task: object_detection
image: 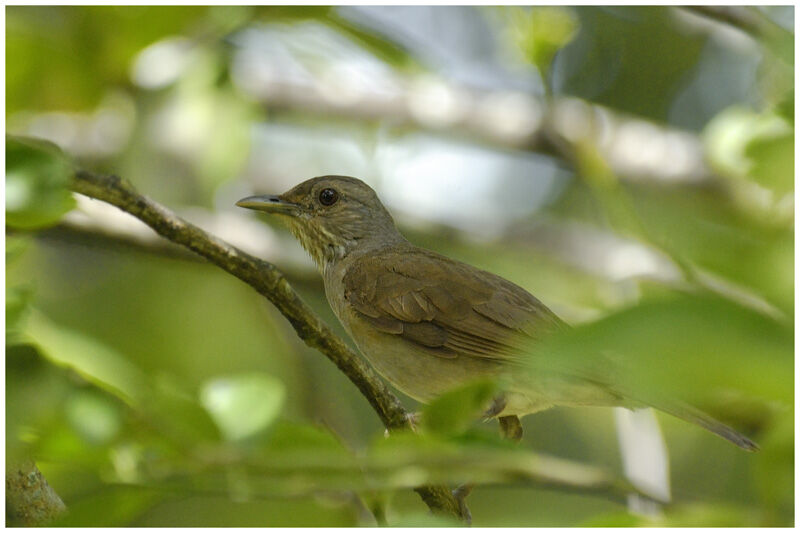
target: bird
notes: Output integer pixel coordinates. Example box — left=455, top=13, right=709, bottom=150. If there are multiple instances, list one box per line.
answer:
left=236, top=175, right=757, bottom=452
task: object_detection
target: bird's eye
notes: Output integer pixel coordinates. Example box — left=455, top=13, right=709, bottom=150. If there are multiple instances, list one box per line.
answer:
left=318, top=188, right=339, bottom=206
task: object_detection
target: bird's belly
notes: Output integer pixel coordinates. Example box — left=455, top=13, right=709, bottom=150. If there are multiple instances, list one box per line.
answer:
left=501, top=373, right=623, bottom=416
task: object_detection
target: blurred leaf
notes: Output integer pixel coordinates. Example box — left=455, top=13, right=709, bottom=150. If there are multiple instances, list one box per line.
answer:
left=264, top=420, right=349, bottom=453
left=389, top=512, right=463, bottom=527
left=50, top=485, right=162, bottom=527
left=656, top=503, right=762, bottom=527
left=752, top=409, right=793, bottom=519
left=65, top=389, right=123, bottom=445
left=510, top=6, right=579, bottom=84
left=617, top=180, right=794, bottom=314
left=706, top=106, right=794, bottom=195
left=6, top=6, right=211, bottom=113
left=6, top=285, right=34, bottom=345
left=6, top=234, right=32, bottom=263
left=744, top=131, right=794, bottom=195
left=775, top=91, right=793, bottom=125
left=528, top=293, right=792, bottom=408
left=588, top=503, right=763, bottom=526
left=147, top=375, right=221, bottom=444
left=34, top=422, right=114, bottom=469
left=25, top=311, right=220, bottom=444
left=368, top=431, right=628, bottom=495
left=585, top=501, right=768, bottom=526
left=26, top=311, right=150, bottom=407
left=420, top=379, right=497, bottom=437
left=6, top=135, right=75, bottom=229
left=200, top=374, right=285, bottom=441
left=556, top=6, right=704, bottom=121
left=580, top=510, right=641, bottom=526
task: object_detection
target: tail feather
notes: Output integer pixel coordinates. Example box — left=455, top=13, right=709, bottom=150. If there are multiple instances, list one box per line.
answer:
left=653, top=400, right=759, bottom=451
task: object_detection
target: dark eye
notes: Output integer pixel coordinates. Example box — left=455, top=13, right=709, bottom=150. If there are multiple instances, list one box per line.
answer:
left=318, top=188, right=339, bottom=206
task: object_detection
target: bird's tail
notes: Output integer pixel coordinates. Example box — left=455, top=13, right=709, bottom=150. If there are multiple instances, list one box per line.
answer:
left=651, top=399, right=759, bottom=451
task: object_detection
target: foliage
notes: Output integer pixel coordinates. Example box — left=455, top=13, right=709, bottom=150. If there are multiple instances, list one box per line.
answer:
left=5, top=5, right=793, bottom=527
left=6, top=136, right=75, bottom=229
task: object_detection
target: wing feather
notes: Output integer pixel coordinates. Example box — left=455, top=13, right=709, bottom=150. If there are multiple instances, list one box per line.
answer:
left=343, top=248, right=565, bottom=363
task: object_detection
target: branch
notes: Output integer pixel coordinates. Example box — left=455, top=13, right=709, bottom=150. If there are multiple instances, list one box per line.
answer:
left=69, top=169, right=468, bottom=521
left=6, top=460, right=67, bottom=526
left=680, top=6, right=773, bottom=39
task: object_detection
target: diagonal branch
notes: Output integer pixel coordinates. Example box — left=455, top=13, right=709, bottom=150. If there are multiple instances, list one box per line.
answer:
left=6, top=460, right=67, bottom=526
left=69, top=169, right=468, bottom=521
left=679, top=5, right=774, bottom=38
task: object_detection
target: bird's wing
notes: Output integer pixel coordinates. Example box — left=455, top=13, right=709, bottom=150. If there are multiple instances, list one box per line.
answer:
left=342, top=248, right=566, bottom=363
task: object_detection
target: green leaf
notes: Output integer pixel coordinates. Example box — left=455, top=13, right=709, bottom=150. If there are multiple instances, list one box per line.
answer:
left=420, top=379, right=497, bottom=437
left=705, top=106, right=794, bottom=195
left=146, top=375, right=221, bottom=444
left=26, top=313, right=222, bottom=445
left=6, top=135, right=75, bottom=229
left=527, top=294, right=793, bottom=407
left=6, top=285, right=34, bottom=345
left=580, top=511, right=643, bottom=527
left=25, top=311, right=150, bottom=407
left=264, top=420, right=348, bottom=453
left=368, top=431, right=626, bottom=494
left=775, top=91, right=793, bottom=125
left=745, top=131, right=794, bottom=195
left=619, top=180, right=793, bottom=314
left=7, top=6, right=211, bottom=113
left=65, top=389, right=123, bottom=445
left=389, top=512, right=463, bottom=527
left=200, top=374, right=286, bottom=441
left=752, top=409, right=794, bottom=519
left=509, top=6, right=579, bottom=81
left=49, top=485, right=162, bottom=527
left=6, top=234, right=31, bottom=264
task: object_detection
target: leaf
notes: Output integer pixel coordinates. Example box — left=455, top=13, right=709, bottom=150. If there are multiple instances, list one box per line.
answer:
left=6, top=285, right=34, bottom=345
left=622, top=180, right=793, bottom=314
left=509, top=6, right=579, bottom=80
left=526, top=293, right=793, bottom=408
left=705, top=106, right=794, bottom=195
left=25, top=311, right=150, bottom=407
left=65, top=389, right=123, bottom=445
left=580, top=511, right=643, bottom=527
left=420, top=379, right=497, bottom=437
left=745, top=131, right=794, bottom=195
left=264, top=420, right=348, bottom=452
left=24, top=311, right=220, bottom=444
left=6, top=6, right=211, bottom=113
left=752, top=409, right=794, bottom=519
left=49, top=485, right=162, bottom=527
left=775, top=91, right=793, bottom=125
left=6, top=234, right=31, bottom=263
left=389, top=512, right=463, bottom=527
left=200, top=374, right=286, bottom=441
left=6, top=135, right=76, bottom=229
left=368, top=431, right=628, bottom=495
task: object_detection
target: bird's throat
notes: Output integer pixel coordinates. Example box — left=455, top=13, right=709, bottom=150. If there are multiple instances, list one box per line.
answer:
left=285, top=220, right=349, bottom=273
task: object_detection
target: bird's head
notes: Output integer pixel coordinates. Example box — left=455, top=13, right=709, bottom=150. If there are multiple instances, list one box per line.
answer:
left=236, top=176, right=403, bottom=269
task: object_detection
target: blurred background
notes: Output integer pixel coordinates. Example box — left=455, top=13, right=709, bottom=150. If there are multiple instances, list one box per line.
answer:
left=6, top=5, right=794, bottom=526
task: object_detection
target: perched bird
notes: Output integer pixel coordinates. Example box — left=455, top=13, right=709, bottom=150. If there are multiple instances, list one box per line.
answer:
left=236, top=175, right=757, bottom=451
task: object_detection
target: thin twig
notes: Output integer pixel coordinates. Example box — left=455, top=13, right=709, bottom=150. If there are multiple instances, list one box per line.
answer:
left=69, top=169, right=468, bottom=521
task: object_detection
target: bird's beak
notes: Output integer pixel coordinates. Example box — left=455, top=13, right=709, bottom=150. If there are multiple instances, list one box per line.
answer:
left=235, top=195, right=300, bottom=215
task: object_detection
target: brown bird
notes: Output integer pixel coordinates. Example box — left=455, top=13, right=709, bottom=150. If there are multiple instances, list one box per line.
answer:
left=237, top=175, right=757, bottom=451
